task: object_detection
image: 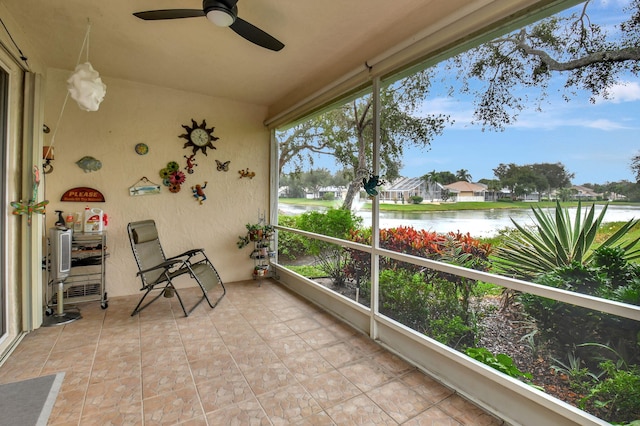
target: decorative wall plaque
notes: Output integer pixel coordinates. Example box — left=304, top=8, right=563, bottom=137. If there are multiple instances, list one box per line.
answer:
left=60, top=187, right=105, bottom=202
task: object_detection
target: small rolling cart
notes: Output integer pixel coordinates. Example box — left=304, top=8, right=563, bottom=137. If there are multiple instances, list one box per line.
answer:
left=45, top=230, right=108, bottom=320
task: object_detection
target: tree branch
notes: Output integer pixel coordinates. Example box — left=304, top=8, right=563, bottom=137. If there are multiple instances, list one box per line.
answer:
left=515, top=29, right=640, bottom=71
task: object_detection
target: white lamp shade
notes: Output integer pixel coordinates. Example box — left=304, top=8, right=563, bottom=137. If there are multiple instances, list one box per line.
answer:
left=67, top=62, right=107, bottom=112
left=206, top=9, right=234, bottom=27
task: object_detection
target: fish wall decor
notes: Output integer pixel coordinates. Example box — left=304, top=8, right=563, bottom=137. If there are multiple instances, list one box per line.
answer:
left=76, top=156, right=102, bottom=173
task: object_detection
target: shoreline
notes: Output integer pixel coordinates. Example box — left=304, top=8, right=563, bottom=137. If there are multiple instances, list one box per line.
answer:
left=278, top=199, right=636, bottom=213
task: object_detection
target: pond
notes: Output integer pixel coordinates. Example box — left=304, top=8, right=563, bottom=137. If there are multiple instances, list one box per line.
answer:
left=278, top=203, right=640, bottom=237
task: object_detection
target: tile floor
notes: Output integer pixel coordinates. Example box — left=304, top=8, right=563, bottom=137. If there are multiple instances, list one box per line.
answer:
left=0, top=280, right=503, bottom=425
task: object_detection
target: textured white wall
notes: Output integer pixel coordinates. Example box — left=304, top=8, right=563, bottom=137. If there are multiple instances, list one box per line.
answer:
left=43, top=68, right=270, bottom=297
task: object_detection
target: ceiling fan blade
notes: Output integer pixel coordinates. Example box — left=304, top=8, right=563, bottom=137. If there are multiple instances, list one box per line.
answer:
left=133, top=9, right=205, bottom=20
left=230, top=17, right=284, bottom=51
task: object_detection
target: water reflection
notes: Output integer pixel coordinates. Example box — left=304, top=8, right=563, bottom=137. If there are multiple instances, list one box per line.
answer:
left=278, top=203, right=640, bottom=237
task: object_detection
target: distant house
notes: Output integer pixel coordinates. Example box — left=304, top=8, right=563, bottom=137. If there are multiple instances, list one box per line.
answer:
left=317, top=186, right=345, bottom=199
left=571, top=185, right=602, bottom=200
left=304, top=185, right=345, bottom=199
left=444, top=181, right=487, bottom=202
left=378, top=176, right=443, bottom=203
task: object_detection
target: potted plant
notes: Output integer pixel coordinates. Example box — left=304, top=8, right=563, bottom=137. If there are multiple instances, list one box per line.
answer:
left=237, top=223, right=274, bottom=249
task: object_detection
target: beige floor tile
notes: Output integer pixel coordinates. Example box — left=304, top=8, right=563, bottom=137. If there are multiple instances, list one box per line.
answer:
left=436, top=394, right=503, bottom=426
left=142, top=360, right=193, bottom=398
left=143, top=384, right=204, bottom=425
left=284, top=316, right=323, bottom=334
left=225, top=341, right=281, bottom=370
left=318, top=341, right=365, bottom=368
left=298, top=327, right=342, bottom=349
left=280, top=349, right=335, bottom=381
left=257, top=383, right=324, bottom=425
left=301, top=370, right=363, bottom=409
left=189, top=352, right=237, bottom=384
left=267, top=334, right=314, bottom=358
left=339, top=357, right=396, bottom=392
left=253, top=321, right=296, bottom=341
left=403, top=405, right=464, bottom=425
left=82, top=376, right=142, bottom=417
left=195, top=366, right=253, bottom=413
left=47, top=388, right=85, bottom=426
left=242, top=361, right=297, bottom=395
left=79, top=402, right=143, bottom=426
left=325, top=394, right=397, bottom=425
left=401, top=370, right=454, bottom=404
left=371, top=350, right=415, bottom=376
left=366, top=379, right=432, bottom=423
left=206, top=396, right=271, bottom=425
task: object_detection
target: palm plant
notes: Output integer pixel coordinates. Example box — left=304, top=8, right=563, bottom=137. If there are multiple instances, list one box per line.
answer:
left=493, top=201, right=640, bottom=279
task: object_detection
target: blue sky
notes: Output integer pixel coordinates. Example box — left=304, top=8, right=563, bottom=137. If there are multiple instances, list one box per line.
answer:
left=409, top=79, right=640, bottom=185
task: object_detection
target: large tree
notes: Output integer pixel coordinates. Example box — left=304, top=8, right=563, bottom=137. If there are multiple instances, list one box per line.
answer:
left=278, top=70, right=451, bottom=210
left=631, top=152, right=640, bottom=182
left=449, top=0, right=640, bottom=130
left=531, top=162, right=574, bottom=199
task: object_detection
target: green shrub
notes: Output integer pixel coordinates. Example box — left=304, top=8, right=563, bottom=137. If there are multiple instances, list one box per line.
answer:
left=466, top=347, right=532, bottom=381
left=520, top=249, right=640, bottom=368
left=409, top=195, right=423, bottom=204
left=296, top=208, right=362, bottom=285
left=493, top=201, right=640, bottom=280
left=377, top=268, right=477, bottom=348
left=579, top=361, right=640, bottom=424
left=277, top=215, right=307, bottom=260
left=322, top=192, right=336, bottom=200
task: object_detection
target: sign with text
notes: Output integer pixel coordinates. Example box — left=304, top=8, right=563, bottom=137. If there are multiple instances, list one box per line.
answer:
left=60, top=187, right=105, bottom=202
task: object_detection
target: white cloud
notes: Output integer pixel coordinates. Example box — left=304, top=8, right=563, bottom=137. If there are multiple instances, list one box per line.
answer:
left=595, top=81, right=640, bottom=103
left=581, top=118, right=630, bottom=130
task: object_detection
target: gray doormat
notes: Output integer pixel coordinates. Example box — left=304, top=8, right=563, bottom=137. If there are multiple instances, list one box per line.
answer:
left=0, top=373, right=64, bottom=426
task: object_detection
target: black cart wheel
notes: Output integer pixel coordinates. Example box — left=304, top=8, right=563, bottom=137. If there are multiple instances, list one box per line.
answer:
left=45, top=307, right=53, bottom=316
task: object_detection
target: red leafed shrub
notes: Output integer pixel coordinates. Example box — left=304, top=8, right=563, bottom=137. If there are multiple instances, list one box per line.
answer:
left=344, top=226, right=492, bottom=281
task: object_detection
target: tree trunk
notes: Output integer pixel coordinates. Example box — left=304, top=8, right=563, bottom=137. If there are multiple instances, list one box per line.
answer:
left=342, top=180, right=361, bottom=210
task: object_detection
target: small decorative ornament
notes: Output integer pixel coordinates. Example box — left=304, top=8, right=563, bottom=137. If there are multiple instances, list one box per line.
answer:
left=362, top=173, right=386, bottom=197
left=135, top=143, right=149, bottom=155
left=169, top=170, right=186, bottom=185
left=216, top=159, right=230, bottom=172
left=238, top=168, right=255, bottom=179
left=180, top=119, right=219, bottom=156
left=76, top=156, right=102, bottom=173
left=11, top=166, right=49, bottom=226
left=129, top=177, right=161, bottom=196
left=191, top=181, right=208, bottom=204
left=159, top=161, right=185, bottom=193
left=184, top=154, right=197, bottom=174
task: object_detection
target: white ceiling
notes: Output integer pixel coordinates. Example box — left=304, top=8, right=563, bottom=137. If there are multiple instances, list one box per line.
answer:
left=1, top=0, right=548, bottom=115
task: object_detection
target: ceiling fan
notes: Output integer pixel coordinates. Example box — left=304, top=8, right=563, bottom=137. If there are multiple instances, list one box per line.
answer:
left=133, top=0, right=284, bottom=51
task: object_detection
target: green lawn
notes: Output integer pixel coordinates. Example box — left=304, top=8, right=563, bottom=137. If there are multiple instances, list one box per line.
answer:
left=277, top=198, right=625, bottom=212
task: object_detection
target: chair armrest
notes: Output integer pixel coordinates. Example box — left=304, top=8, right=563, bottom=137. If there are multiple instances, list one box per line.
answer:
left=167, top=249, right=204, bottom=261
left=136, top=258, right=184, bottom=276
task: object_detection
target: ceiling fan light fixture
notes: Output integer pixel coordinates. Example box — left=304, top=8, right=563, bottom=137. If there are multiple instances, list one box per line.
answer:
left=206, top=9, right=234, bottom=27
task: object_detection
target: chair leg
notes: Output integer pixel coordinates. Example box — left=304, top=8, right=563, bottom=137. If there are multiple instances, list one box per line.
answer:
left=172, top=287, right=189, bottom=317
left=186, top=262, right=226, bottom=314
left=131, top=287, right=156, bottom=316
left=131, top=283, right=189, bottom=317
